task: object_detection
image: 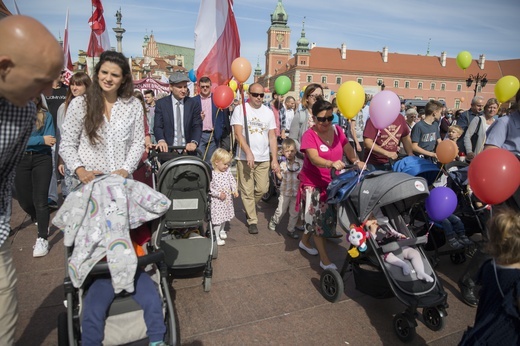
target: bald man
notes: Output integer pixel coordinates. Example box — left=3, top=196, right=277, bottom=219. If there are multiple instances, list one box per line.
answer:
left=0, top=15, right=63, bottom=344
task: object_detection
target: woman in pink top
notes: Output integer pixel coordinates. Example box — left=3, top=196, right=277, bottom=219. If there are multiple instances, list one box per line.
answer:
left=297, top=98, right=364, bottom=270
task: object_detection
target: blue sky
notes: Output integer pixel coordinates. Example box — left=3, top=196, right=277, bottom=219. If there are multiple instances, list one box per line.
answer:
left=5, top=0, right=520, bottom=75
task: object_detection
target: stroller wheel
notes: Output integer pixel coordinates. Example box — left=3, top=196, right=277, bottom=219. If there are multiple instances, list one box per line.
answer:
left=203, top=277, right=212, bottom=292
left=393, top=313, right=416, bottom=343
left=57, top=312, right=69, bottom=346
left=319, top=269, right=344, bottom=303
left=422, top=307, right=445, bottom=331
left=450, top=252, right=466, bottom=264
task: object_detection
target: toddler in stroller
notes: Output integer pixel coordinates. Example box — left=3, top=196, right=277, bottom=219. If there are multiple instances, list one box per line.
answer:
left=365, top=212, right=433, bottom=282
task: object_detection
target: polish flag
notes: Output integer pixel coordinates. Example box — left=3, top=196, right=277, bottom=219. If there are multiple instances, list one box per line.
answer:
left=62, top=9, right=74, bottom=85
left=87, top=0, right=110, bottom=57
left=194, top=0, right=240, bottom=86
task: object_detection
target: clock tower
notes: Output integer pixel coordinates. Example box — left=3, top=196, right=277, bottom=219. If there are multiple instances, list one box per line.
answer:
left=265, top=0, right=291, bottom=80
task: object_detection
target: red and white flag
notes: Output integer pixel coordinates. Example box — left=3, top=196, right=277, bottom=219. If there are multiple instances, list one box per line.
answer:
left=194, top=0, right=240, bottom=86
left=62, top=8, right=74, bottom=85
left=87, top=0, right=110, bottom=57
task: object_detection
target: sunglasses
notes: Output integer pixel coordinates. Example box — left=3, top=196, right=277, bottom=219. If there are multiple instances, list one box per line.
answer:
left=199, top=85, right=211, bottom=89
left=315, top=116, right=334, bottom=123
left=250, top=92, right=265, bottom=98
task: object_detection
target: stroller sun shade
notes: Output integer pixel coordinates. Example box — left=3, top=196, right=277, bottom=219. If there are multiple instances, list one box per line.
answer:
left=349, top=171, right=430, bottom=222
left=392, top=156, right=440, bottom=186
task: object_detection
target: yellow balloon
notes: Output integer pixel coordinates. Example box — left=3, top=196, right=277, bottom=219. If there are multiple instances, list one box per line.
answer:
left=228, top=80, right=238, bottom=92
left=495, top=75, right=520, bottom=103
left=302, top=85, right=307, bottom=92
left=243, top=83, right=249, bottom=91
left=233, top=90, right=237, bottom=99
left=336, top=81, right=365, bottom=119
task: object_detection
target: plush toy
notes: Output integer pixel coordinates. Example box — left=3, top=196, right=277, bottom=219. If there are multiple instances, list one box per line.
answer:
left=347, top=224, right=367, bottom=258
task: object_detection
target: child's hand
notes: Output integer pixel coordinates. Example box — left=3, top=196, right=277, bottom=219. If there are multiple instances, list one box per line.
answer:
left=219, top=192, right=226, bottom=200
left=399, top=233, right=408, bottom=239
left=233, top=191, right=239, bottom=198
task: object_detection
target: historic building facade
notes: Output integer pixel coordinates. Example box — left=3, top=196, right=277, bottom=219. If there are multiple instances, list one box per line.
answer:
left=256, top=0, right=520, bottom=109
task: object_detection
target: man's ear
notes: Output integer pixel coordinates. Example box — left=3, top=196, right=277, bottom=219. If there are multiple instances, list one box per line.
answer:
left=0, top=56, right=14, bottom=78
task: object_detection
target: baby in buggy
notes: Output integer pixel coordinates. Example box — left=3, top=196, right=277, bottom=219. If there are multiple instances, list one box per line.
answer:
left=365, top=212, right=433, bottom=282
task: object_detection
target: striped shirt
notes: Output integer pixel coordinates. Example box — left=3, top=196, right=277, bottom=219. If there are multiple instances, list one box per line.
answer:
left=0, top=98, right=37, bottom=246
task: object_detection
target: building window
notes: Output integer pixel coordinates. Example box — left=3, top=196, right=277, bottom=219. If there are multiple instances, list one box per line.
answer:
left=337, top=77, right=343, bottom=85
left=322, top=76, right=327, bottom=84
left=418, top=82, right=423, bottom=90
left=307, top=75, right=312, bottom=83
left=430, top=83, right=435, bottom=90
left=356, top=77, right=362, bottom=84
left=415, top=96, right=422, bottom=100
left=405, top=81, right=410, bottom=89
left=457, top=84, right=462, bottom=92
left=394, top=80, right=399, bottom=88
left=301, top=60, right=306, bottom=65
left=455, top=100, right=461, bottom=108
left=441, top=83, right=446, bottom=91
left=439, top=98, right=445, bottom=105
left=277, top=60, right=282, bottom=65
left=377, top=79, right=383, bottom=85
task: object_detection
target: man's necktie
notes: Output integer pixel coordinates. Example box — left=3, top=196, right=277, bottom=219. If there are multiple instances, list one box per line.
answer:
left=176, top=101, right=183, bottom=145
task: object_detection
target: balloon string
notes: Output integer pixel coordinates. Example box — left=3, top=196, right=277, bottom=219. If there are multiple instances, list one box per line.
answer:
left=202, top=109, right=220, bottom=161
left=434, top=163, right=444, bottom=185
left=358, top=129, right=379, bottom=183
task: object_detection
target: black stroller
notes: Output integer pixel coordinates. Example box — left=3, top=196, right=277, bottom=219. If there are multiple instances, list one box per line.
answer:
left=151, top=150, right=217, bottom=292
left=321, top=170, right=448, bottom=343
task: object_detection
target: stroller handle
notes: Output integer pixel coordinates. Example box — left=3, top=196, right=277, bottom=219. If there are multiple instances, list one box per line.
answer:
left=156, top=146, right=203, bottom=163
left=330, top=164, right=359, bottom=179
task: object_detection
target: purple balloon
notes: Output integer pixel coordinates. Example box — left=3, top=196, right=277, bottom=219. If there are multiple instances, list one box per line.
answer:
left=369, top=90, right=401, bottom=130
left=425, top=187, right=458, bottom=222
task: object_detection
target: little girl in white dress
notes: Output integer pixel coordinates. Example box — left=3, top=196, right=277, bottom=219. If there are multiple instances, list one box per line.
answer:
left=210, top=149, right=239, bottom=245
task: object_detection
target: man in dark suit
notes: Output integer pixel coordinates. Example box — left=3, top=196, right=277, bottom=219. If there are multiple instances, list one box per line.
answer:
left=192, top=76, right=231, bottom=163
left=154, top=71, right=202, bottom=153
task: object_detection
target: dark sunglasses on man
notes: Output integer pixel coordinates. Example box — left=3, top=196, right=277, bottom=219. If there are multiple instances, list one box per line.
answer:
left=250, top=92, right=265, bottom=98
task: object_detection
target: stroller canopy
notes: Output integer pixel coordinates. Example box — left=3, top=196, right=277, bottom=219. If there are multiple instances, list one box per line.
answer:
left=349, top=171, right=429, bottom=222
left=392, top=156, right=440, bottom=186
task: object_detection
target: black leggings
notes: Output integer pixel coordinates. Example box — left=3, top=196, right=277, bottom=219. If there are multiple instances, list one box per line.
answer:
left=15, top=152, right=52, bottom=239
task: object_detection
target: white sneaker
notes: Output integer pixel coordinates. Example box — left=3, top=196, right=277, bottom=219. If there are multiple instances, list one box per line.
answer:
left=219, top=230, right=227, bottom=240
left=33, top=237, right=49, bottom=257
left=216, top=238, right=225, bottom=246
left=320, top=261, right=338, bottom=271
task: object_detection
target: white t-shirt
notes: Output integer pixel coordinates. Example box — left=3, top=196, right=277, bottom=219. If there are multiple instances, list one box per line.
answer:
left=230, top=103, right=276, bottom=162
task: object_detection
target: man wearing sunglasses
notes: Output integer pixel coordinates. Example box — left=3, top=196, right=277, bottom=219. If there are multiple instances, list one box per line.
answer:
left=230, top=83, right=280, bottom=234
left=192, top=76, right=230, bottom=163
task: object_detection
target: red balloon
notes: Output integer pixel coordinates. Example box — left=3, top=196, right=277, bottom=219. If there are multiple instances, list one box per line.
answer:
left=468, top=148, right=520, bottom=205
left=213, top=85, right=234, bottom=109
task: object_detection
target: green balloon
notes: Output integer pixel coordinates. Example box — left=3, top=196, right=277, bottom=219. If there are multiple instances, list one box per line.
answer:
left=456, top=51, right=472, bottom=70
left=274, top=76, right=291, bottom=95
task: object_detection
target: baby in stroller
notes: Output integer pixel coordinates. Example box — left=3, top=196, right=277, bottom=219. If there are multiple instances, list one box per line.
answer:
left=366, top=212, right=433, bottom=282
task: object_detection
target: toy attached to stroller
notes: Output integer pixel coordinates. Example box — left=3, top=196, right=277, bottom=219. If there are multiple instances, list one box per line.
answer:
left=321, top=170, right=448, bottom=343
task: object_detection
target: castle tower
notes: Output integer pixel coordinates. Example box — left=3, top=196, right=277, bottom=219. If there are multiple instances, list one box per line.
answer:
left=265, top=0, right=291, bottom=79
left=294, top=20, right=310, bottom=67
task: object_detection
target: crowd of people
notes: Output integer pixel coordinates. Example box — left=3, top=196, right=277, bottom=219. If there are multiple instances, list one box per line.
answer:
left=1, top=14, right=519, bottom=346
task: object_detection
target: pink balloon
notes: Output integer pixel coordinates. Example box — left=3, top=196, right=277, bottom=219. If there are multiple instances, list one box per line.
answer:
left=369, top=90, right=401, bottom=130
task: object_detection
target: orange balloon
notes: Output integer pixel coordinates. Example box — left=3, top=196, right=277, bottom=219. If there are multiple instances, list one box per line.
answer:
left=231, top=57, right=252, bottom=83
left=460, top=97, right=465, bottom=103
left=436, top=140, right=458, bottom=164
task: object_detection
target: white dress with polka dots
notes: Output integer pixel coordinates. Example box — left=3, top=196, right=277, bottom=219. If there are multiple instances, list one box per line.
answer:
left=60, top=95, right=145, bottom=175
left=210, top=170, right=237, bottom=225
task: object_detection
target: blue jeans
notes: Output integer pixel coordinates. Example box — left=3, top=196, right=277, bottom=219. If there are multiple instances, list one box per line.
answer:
left=199, top=132, right=218, bottom=165
left=82, top=270, right=165, bottom=345
left=441, top=214, right=465, bottom=238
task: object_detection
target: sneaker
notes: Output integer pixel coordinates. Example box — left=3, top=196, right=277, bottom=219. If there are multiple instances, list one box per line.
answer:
left=48, top=199, right=59, bottom=210
left=286, top=230, right=299, bottom=239
left=320, top=261, right=338, bottom=270
left=33, top=237, right=49, bottom=257
left=219, top=230, right=227, bottom=240
left=299, top=241, right=318, bottom=255
left=268, top=218, right=276, bottom=231
left=216, top=238, right=225, bottom=246
left=248, top=224, right=258, bottom=234
left=294, top=225, right=305, bottom=232
left=458, top=235, right=473, bottom=246
left=446, top=236, right=464, bottom=250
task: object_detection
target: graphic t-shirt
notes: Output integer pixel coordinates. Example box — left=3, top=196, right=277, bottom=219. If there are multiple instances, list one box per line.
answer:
left=363, top=115, right=410, bottom=164
left=411, top=120, right=440, bottom=153
left=230, top=103, right=276, bottom=162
